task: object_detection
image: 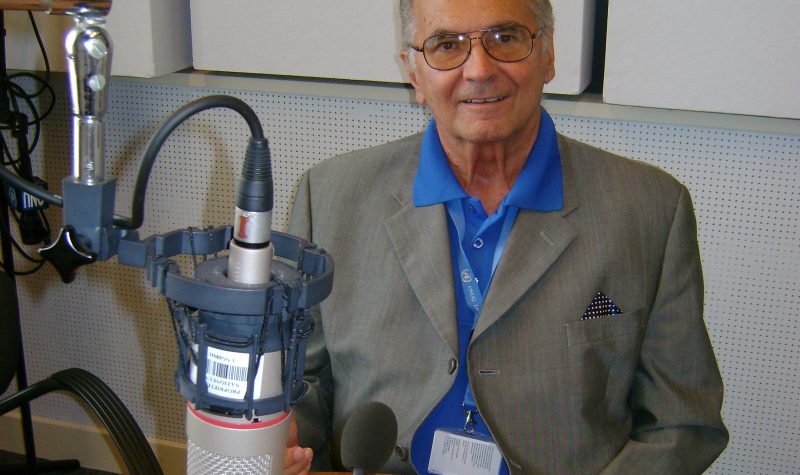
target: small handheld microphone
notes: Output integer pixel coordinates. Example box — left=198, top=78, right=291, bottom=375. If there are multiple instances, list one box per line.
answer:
left=340, top=401, right=398, bottom=475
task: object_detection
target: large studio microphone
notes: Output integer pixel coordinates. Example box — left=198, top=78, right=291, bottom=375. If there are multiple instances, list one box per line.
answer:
left=340, top=402, right=398, bottom=475
left=59, top=12, right=320, bottom=466
left=184, top=133, right=290, bottom=472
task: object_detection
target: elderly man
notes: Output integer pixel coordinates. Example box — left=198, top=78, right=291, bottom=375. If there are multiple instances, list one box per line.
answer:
left=284, top=0, right=728, bottom=473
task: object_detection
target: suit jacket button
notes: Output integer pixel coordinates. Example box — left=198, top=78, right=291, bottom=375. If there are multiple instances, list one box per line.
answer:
left=394, top=444, right=409, bottom=461
left=448, top=358, right=457, bottom=374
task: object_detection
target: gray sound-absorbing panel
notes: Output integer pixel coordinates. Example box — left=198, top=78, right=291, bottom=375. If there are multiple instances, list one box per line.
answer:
left=6, top=77, right=798, bottom=474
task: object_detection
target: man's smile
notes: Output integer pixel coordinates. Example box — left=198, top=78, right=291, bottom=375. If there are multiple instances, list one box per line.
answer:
left=463, top=96, right=507, bottom=104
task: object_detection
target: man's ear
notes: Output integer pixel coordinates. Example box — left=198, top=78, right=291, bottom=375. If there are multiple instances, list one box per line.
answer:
left=544, top=36, right=556, bottom=84
left=400, top=50, right=426, bottom=105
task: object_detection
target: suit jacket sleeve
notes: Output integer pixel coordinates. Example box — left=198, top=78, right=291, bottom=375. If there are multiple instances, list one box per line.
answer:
left=601, top=185, right=728, bottom=473
left=287, top=170, right=336, bottom=470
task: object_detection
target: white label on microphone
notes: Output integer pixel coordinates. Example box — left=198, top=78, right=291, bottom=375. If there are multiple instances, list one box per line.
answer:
left=429, top=429, right=502, bottom=475
left=205, top=347, right=253, bottom=400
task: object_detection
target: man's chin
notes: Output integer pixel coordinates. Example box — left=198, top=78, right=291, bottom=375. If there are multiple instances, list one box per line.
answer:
left=450, top=124, right=516, bottom=146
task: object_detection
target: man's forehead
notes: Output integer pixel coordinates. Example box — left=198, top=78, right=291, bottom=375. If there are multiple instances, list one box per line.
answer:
left=412, top=0, right=537, bottom=36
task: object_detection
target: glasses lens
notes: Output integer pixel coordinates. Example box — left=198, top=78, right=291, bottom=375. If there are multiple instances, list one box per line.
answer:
left=423, top=34, right=470, bottom=70
left=482, top=25, right=534, bottom=62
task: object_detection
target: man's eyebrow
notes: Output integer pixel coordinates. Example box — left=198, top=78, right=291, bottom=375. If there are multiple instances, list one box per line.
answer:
left=425, top=21, right=524, bottom=37
left=491, top=21, right=525, bottom=29
left=427, top=27, right=459, bottom=37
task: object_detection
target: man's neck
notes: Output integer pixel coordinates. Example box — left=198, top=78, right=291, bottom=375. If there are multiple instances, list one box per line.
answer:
left=440, top=123, right=540, bottom=216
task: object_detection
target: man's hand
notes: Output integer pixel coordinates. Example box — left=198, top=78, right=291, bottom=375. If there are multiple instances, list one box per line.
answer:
left=284, top=414, right=313, bottom=475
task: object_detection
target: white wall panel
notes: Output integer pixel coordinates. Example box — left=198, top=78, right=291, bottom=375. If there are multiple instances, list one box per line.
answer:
left=604, top=0, right=800, bottom=119
left=190, top=0, right=595, bottom=95
left=3, top=0, right=191, bottom=78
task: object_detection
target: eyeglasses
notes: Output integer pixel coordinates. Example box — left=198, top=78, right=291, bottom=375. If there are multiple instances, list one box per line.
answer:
left=408, top=25, right=544, bottom=71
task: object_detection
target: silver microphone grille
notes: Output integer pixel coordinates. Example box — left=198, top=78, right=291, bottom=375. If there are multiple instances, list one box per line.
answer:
left=185, top=405, right=291, bottom=475
left=187, top=439, right=273, bottom=475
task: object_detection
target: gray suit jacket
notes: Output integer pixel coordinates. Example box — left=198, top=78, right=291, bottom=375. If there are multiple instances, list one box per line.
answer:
left=287, top=133, right=727, bottom=474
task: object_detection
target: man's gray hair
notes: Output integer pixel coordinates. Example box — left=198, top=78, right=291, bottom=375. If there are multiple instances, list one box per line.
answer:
left=399, top=0, right=554, bottom=69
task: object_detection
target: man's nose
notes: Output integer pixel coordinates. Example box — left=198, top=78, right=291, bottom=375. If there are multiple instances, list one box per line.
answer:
left=462, top=36, right=497, bottom=80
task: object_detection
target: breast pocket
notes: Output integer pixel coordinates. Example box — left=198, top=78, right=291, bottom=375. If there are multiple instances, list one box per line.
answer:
left=566, top=308, right=645, bottom=347
left=564, top=309, right=647, bottom=421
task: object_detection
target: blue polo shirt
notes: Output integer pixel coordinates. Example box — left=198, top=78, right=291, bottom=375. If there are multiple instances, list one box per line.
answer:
left=410, top=109, right=563, bottom=474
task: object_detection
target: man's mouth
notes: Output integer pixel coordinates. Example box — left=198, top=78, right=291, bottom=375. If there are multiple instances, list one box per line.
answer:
left=464, top=96, right=505, bottom=104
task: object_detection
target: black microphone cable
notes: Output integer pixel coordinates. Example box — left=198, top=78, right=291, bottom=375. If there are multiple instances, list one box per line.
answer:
left=115, top=94, right=266, bottom=231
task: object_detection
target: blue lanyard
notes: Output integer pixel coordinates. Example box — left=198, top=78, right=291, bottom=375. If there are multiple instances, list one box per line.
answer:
left=446, top=200, right=518, bottom=414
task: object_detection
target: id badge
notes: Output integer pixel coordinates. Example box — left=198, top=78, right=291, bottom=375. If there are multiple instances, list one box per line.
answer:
left=428, top=429, right=503, bottom=475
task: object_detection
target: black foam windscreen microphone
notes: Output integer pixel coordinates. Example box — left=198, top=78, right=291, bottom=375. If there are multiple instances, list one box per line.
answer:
left=340, top=401, right=398, bottom=474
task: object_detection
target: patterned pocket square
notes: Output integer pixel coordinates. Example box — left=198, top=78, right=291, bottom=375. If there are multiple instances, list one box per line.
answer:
left=581, top=292, right=622, bottom=320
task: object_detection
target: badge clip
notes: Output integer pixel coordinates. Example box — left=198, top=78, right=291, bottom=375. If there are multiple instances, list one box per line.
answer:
left=464, top=408, right=478, bottom=434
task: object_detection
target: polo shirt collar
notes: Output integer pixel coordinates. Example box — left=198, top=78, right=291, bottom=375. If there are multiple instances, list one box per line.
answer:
left=413, top=108, right=563, bottom=212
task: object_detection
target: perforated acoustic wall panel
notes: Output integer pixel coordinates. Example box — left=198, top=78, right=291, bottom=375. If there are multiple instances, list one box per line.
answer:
left=6, top=77, right=799, bottom=474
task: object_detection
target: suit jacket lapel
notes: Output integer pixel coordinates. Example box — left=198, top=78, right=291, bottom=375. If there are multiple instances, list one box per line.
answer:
left=475, top=137, right=579, bottom=338
left=382, top=133, right=579, bottom=349
left=385, top=183, right=459, bottom=357
left=475, top=210, right=577, bottom=337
